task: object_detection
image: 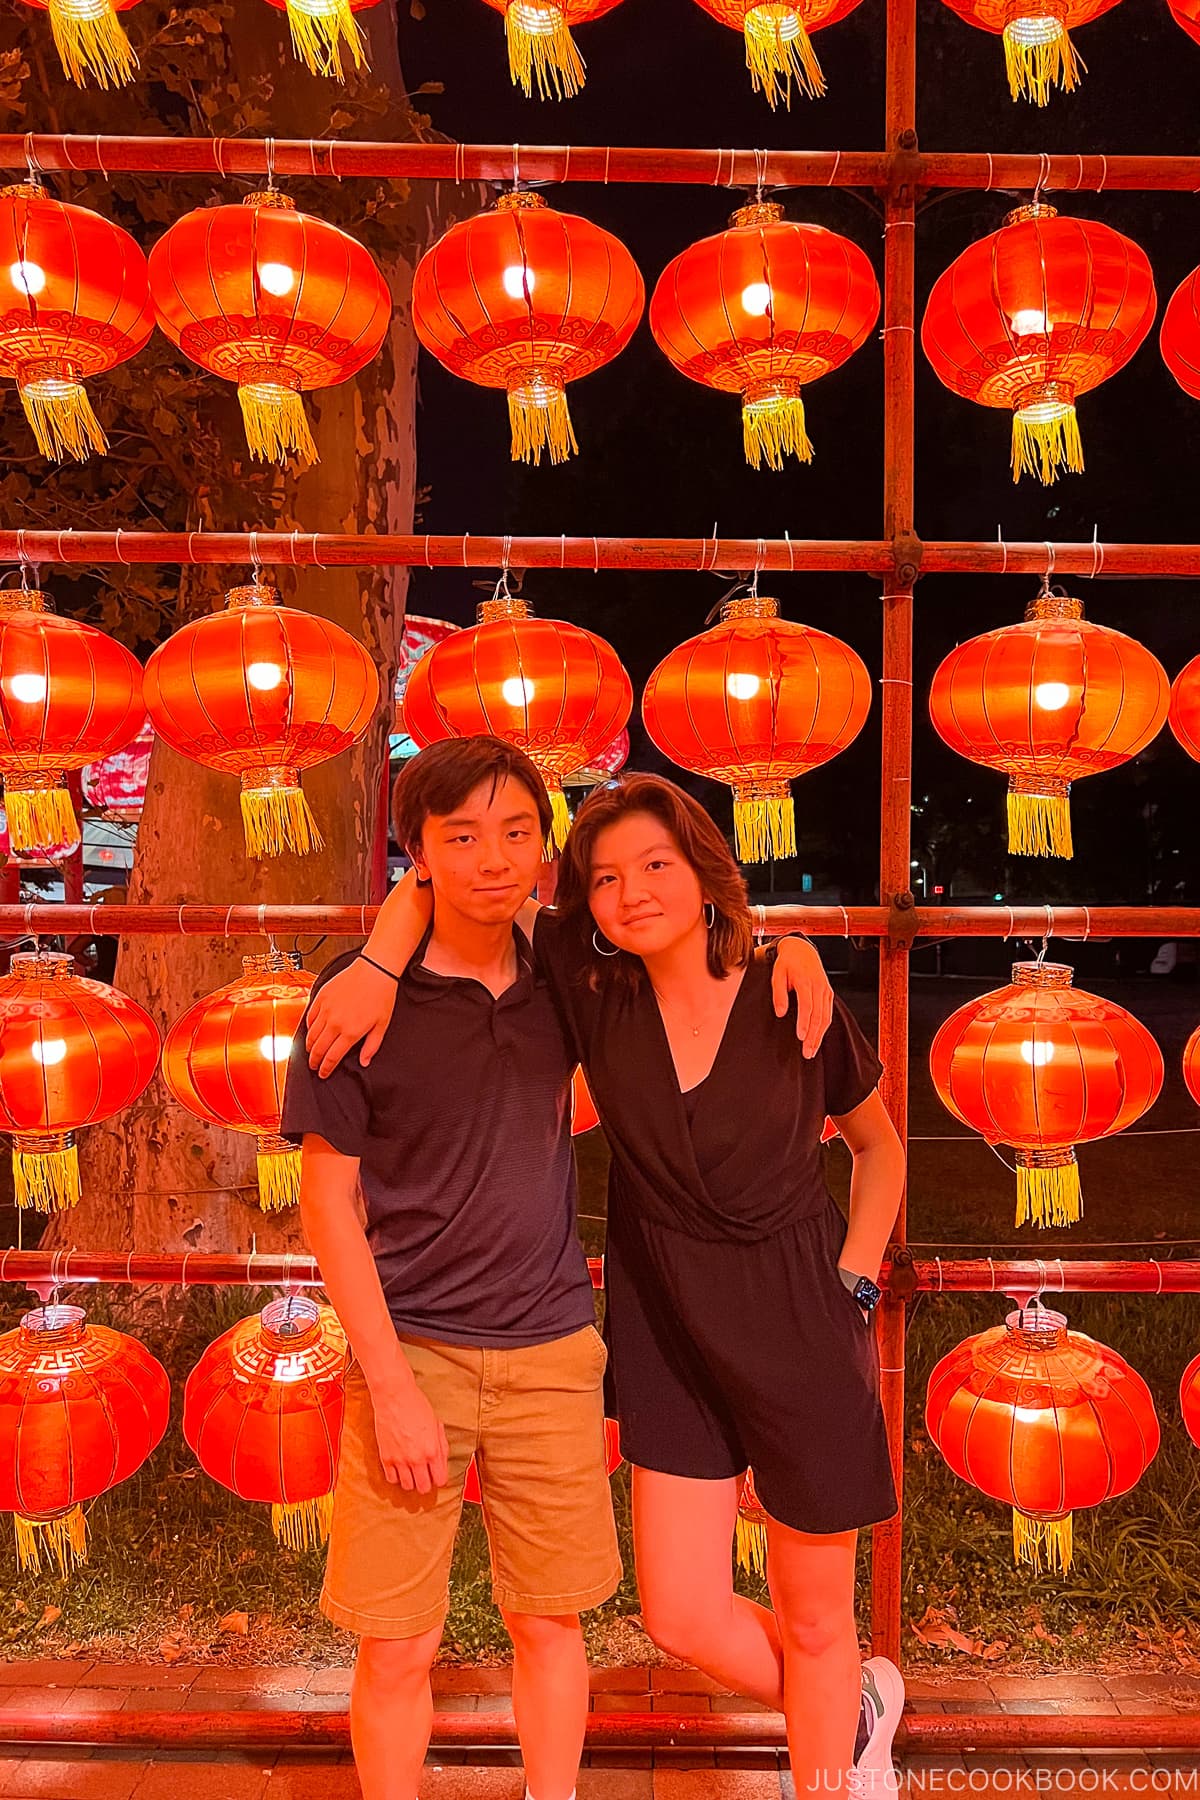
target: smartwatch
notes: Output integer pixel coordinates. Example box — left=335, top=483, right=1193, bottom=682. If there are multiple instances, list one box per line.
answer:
left=838, top=1265, right=883, bottom=1316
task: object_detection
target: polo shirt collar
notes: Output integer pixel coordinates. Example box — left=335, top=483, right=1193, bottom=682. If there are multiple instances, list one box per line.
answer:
left=403, top=919, right=538, bottom=1004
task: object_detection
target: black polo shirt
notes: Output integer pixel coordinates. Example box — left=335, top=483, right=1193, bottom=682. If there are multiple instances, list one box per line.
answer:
left=279, top=929, right=596, bottom=1349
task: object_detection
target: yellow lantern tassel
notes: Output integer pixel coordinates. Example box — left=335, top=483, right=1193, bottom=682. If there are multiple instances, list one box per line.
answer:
left=3, top=778, right=80, bottom=855
left=743, top=2, right=826, bottom=107
left=240, top=773, right=325, bottom=859
left=507, top=375, right=578, bottom=466
left=1007, top=777, right=1073, bottom=858
left=733, top=783, right=797, bottom=865
left=19, top=368, right=108, bottom=463
left=256, top=1136, right=302, bottom=1213
left=1015, top=1147, right=1081, bottom=1229
left=742, top=382, right=813, bottom=471
left=283, top=0, right=367, bottom=79
left=45, top=0, right=138, bottom=88
left=1011, top=393, right=1084, bottom=484
left=504, top=1, right=585, bottom=99
left=1013, top=1508, right=1073, bottom=1574
left=1002, top=13, right=1084, bottom=105
left=237, top=372, right=318, bottom=466
left=271, top=1492, right=334, bottom=1551
left=735, top=1514, right=768, bottom=1577
left=545, top=782, right=572, bottom=853
left=13, top=1137, right=81, bottom=1214
left=14, top=1505, right=88, bottom=1575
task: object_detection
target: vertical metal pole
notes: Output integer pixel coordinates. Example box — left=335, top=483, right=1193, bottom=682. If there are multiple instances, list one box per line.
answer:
left=872, top=0, right=918, bottom=1669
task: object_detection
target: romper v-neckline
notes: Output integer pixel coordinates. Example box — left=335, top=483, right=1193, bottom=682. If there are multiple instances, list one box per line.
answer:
left=647, top=963, right=751, bottom=1098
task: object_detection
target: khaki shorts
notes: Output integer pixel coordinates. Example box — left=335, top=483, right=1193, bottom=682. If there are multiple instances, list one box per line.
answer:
left=320, top=1324, right=623, bottom=1639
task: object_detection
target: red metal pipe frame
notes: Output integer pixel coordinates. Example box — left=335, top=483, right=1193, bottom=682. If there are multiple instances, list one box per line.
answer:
left=6, top=135, right=1200, bottom=195
left=1, top=1250, right=1196, bottom=1297
left=10, top=531, right=1200, bottom=578
left=1, top=1707, right=1198, bottom=1753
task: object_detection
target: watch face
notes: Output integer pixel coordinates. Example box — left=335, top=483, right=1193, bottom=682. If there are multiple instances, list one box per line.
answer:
left=853, top=1276, right=882, bottom=1311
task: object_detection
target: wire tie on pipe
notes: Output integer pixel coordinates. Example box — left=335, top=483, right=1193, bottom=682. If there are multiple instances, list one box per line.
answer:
left=214, top=136, right=227, bottom=179
left=985, top=152, right=994, bottom=191
left=560, top=533, right=567, bottom=570
left=785, top=529, right=794, bottom=573
left=592, top=537, right=600, bottom=574
left=561, top=144, right=571, bottom=183
left=462, top=534, right=469, bottom=568
left=936, top=1255, right=944, bottom=1292
left=603, top=143, right=611, bottom=185
left=511, top=141, right=520, bottom=187
left=180, top=1251, right=191, bottom=1294
left=1097, top=153, right=1107, bottom=193
left=996, top=525, right=1008, bottom=575
left=1044, top=539, right=1055, bottom=582
left=840, top=905, right=850, bottom=938
left=223, top=905, right=235, bottom=938
left=1090, top=525, right=1105, bottom=579
left=1074, top=154, right=1085, bottom=190
left=826, top=149, right=841, bottom=186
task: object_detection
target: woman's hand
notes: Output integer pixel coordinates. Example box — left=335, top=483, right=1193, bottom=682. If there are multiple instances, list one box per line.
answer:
left=771, top=935, right=834, bottom=1058
left=305, top=956, right=400, bottom=1077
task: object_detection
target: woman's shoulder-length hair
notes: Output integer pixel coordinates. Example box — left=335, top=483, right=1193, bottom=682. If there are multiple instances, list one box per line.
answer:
left=553, top=773, right=754, bottom=988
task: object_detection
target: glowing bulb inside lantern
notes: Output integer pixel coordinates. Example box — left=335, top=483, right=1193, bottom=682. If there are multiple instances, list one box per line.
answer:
left=1034, top=681, right=1071, bottom=710
left=257, top=262, right=296, bottom=298
left=502, top=264, right=535, bottom=301
left=9, top=261, right=45, bottom=298
left=1014, top=1405, right=1050, bottom=1423
left=7, top=673, right=47, bottom=705
left=501, top=677, right=535, bottom=707
left=1011, top=309, right=1049, bottom=337
left=247, top=661, right=284, bottom=691
left=1020, top=1039, right=1055, bottom=1067
left=727, top=672, right=762, bottom=701
left=32, top=1038, right=67, bottom=1066
left=741, top=282, right=772, bottom=318
left=259, top=1034, right=294, bottom=1062
left=746, top=3, right=802, bottom=44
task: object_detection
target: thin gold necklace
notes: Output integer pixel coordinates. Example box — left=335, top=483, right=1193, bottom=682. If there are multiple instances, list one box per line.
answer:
left=651, top=985, right=722, bottom=1039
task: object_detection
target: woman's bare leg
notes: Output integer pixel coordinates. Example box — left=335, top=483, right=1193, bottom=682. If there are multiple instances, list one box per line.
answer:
left=632, top=1465, right=785, bottom=1708
left=765, top=1517, right=862, bottom=1799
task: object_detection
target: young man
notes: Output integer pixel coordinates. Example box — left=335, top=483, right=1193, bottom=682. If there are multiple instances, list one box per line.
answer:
left=280, top=736, right=622, bottom=1800
left=301, top=737, right=905, bottom=1796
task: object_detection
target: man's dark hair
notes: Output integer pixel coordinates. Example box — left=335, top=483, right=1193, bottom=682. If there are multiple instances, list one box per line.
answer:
left=391, top=736, right=554, bottom=857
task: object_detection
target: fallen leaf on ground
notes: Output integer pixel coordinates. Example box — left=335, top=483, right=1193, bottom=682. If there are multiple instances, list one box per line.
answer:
left=219, top=1611, right=249, bottom=1636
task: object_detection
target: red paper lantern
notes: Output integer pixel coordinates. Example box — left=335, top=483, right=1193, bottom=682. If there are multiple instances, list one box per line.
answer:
left=1184, top=1022, right=1200, bottom=1113
left=642, top=593, right=871, bottom=863
left=0, top=1302, right=169, bottom=1573
left=479, top=0, right=625, bottom=96
left=690, top=0, right=865, bottom=105
left=261, top=0, right=381, bottom=78
left=926, top=1302, right=1159, bottom=1573
left=402, top=591, right=633, bottom=848
left=184, top=1294, right=348, bottom=1550
left=1169, top=652, right=1200, bottom=765
left=1168, top=0, right=1200, bottom=44
left=411, top=191, right=644, bottom=466
left=650, top=202, right=879, bottom=470
left=928, top=587, right=1169, bottom=858
left=922, top=203, right=1156, bottom=484
left=0, top=181, right=152, bottom=460
left=0, top=950, right=160, bottom=1213
left=161, top=952, right=316, bottom=1212
left=148, top=190, right=392, bottom=465
left=0, top=585, right=146, bottom=854
left=937, top=0, right=1120, bottom=103
left=929, top=960, right=1162, bottom=1229
left=1159, top=267, right=1200, bottom=418
left=143, top=579, right=379, bottom=860
left=571, top=1066, right=600, bottom=1135
left=1179, top=1346, right=1200, bottom=1451
left=19, top=0, right=140, bottom=86
left=464, top=1417, right=621, bottom=1505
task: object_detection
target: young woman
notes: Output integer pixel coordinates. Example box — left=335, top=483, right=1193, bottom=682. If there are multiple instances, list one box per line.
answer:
left=305, top=766, right=906, bottom=1800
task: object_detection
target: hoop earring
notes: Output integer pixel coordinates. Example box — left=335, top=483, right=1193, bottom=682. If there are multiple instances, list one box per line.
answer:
left=592, top=928, right=620, bottom=958
left=704, top=903, right=716, bottom=930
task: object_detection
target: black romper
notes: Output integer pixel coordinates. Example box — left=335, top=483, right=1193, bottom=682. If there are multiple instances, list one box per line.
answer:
left=534, top=914, right=900, bottom=1538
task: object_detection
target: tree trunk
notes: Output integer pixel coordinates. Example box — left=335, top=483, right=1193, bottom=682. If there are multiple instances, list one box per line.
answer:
left=42, top=9, right=468, bottom=1257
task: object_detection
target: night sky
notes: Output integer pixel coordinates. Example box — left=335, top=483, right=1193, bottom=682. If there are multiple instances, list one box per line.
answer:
left=391, top=0, right=1200, bottom=922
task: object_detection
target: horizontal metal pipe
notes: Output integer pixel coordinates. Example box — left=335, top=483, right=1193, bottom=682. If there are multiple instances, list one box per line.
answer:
left=9, top=532, right=1200, bottom=580
left=0, top=1709, right=1196, bottom=1753
left=7, top=137, right=1200, bottom=196
left=0, top=531, right=893, bottom=574
left=4, top=904, right=1199, bottom=941
left=4, top=1251, right=1200, bottom=1298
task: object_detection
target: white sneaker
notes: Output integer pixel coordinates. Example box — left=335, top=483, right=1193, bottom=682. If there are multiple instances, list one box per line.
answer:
left=854, top=1655, right=905, bottom=1793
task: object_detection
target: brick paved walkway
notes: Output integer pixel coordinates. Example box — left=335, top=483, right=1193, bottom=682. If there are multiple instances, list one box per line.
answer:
left=1, top=1663, right=1198, bottom=1798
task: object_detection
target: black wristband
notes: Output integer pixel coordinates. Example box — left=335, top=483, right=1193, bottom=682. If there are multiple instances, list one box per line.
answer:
left=359, top=952, right=401, bottom=982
